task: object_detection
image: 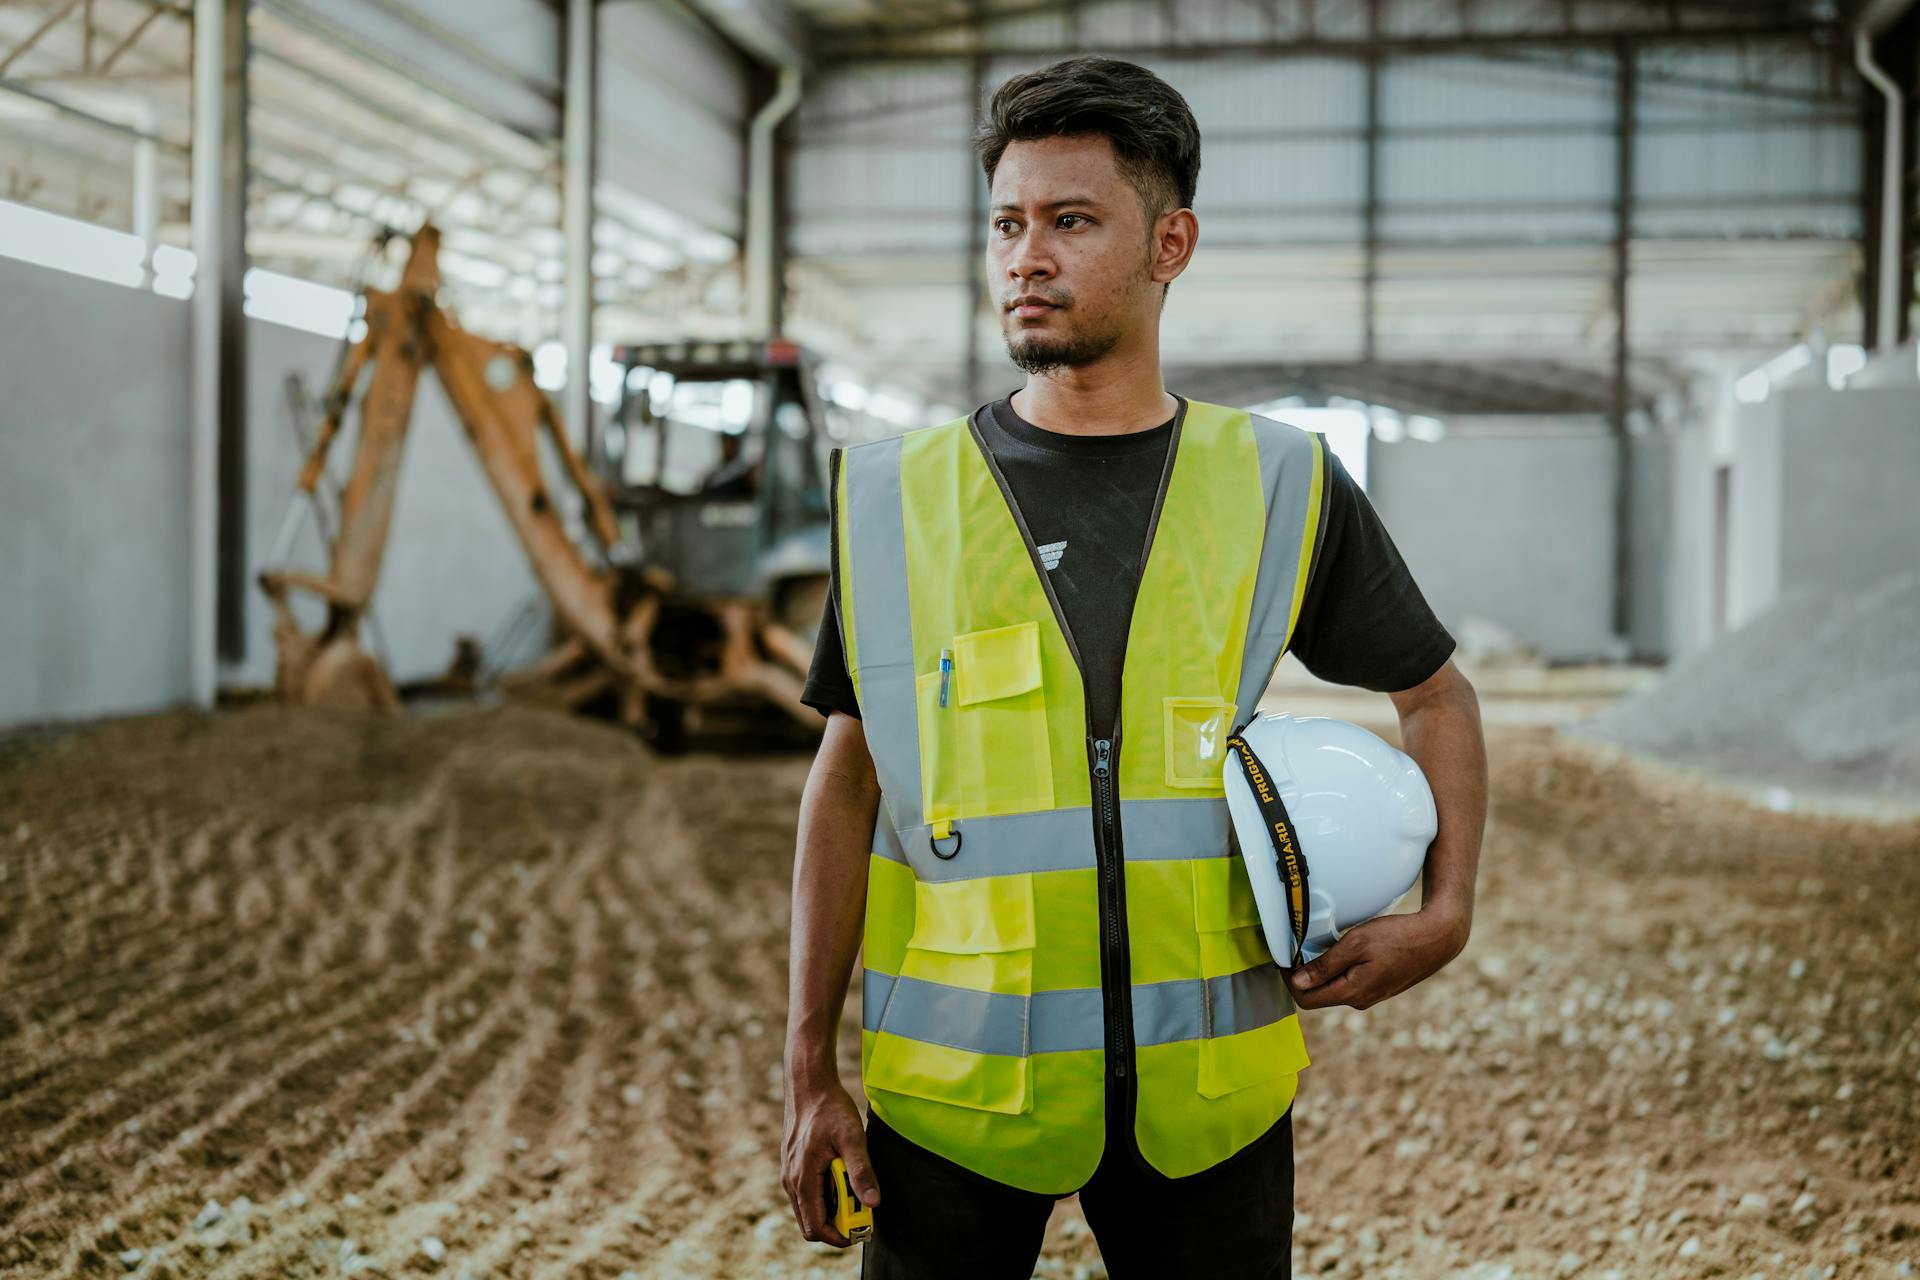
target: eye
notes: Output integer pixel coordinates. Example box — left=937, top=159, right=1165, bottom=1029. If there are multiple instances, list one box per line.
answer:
left=994, top=218, right=1018, bottom=236
left=1057, top=214, right=1089, bottom=229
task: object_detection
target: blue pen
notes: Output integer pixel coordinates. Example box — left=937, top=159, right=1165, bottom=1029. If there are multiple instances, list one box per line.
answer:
left=938, top=647, right=953, bottom=707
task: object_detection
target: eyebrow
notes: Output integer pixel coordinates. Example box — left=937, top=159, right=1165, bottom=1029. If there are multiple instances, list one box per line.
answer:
left=991, top=196, right=1102, bottom=213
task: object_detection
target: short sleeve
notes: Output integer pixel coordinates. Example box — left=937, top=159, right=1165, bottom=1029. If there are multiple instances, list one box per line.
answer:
left=1284, top=451, right=1456, bottom=693
left=800, top=581, right=861, bottom=720
left=800, top=445, right=861, bottom=721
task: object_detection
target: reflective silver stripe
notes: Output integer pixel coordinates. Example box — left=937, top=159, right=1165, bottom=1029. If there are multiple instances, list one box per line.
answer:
left=863, top=964, right=1291, bottom=1056
left=872, top=806, right=906, bottom=863
left=1119, top=798, right=1233, bottom=862
left=877, top=800, right=1232, bottom=880
left=842, top=436, right=924, bottom=830
left=1233, top=414, right=1325, bottom=724
left=884, top=808, right=1090, bottom=878
left=1134, top=966, right=1294, bottom=1046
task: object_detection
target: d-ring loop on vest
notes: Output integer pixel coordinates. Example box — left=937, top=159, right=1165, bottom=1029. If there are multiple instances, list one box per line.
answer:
left=929, top=825, right=963, bottom=860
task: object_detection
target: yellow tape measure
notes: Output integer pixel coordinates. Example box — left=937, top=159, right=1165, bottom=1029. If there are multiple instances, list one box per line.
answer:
left=829, top=1156, right=874, bottom=1243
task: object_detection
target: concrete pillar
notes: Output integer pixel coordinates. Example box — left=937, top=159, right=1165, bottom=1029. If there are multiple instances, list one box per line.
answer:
left=189, top=0, right=248, bottom=703
left=562, top=0, right=595, bottom=457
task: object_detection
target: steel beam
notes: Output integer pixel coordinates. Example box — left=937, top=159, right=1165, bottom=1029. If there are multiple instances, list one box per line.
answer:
left=820, top=19, right=1836, bottom=63
left=1610, top=38, right=1635, bottom=648
left=965, top=31, right=986, bottom=407
left=189, top=0, right=249, bottom=696
left=1361, top=0, right=1379, bottom=365
left=562, top=0, right=593, bottom=464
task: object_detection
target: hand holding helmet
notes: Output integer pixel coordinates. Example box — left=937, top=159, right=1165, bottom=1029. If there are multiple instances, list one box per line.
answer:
left=1221, top=712, right=1439, bottom=970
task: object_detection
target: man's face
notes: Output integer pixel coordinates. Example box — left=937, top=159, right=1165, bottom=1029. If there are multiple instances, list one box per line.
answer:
left=987, top=135, right=1164, bottom=377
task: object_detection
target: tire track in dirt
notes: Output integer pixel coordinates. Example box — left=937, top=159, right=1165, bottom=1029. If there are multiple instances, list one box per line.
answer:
left=11, top=739, right=563, bottom=1276
left=0, top=965, right=404, bottom=1217
left=193, top=789, right=624, bottom=1277
left=0, top=784, right=460, bottom=1176
left=33, top=953, right=508, bottom=1276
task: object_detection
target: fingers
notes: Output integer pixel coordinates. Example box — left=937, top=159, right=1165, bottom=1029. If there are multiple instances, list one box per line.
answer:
left=1292, top=964, right=1369, bottom=1010
left=1288, top=929, right=1364, bottom=994
left=840, top=1132, right=882, bottom=1207
left=1288, top=932, right=1376, bottom=1010
left=784, top=1148, right=849, bottom=1247
left=783, top=1120, right=872, bottom=1249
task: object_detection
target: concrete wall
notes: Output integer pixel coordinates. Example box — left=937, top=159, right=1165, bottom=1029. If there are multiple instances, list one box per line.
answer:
left=1367, top=419, right=1626, bottom=662
left=1626, top=430, right=1673, bottom=662
left=1775, top=386, right=1920, bottom=597
left=0, top=257, right=544, bottom=728
left=0, top=257, right=195, bottom=724
left=1665, top=375, right=1919, bottom=660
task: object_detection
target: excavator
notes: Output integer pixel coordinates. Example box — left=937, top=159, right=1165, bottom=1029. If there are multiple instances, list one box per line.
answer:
left=258, top=223, right=827, bottom=747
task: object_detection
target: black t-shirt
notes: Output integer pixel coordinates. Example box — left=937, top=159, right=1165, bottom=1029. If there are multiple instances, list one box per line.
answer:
left=801, top=395, right=1455, bottom=726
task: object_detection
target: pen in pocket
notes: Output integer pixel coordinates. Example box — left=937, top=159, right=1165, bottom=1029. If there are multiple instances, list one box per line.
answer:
left=938, top=647, right=953, bottom=707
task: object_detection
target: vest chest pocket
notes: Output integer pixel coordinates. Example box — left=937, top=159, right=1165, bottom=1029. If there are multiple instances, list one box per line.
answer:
left=1164, top=697, right=1236, bottom=790
left=866, top=874, right=1036, bottom=1116
left=917, top=621, right=1055, bottom=824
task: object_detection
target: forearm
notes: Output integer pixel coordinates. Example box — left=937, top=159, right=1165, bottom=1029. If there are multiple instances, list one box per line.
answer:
left=1396, top=671, right=1487, bottom=934
left=785, top=715, right=881, bottom=1088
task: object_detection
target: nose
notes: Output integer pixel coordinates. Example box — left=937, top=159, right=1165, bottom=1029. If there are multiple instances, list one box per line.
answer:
left=999, top=225, right=1054, bottom=286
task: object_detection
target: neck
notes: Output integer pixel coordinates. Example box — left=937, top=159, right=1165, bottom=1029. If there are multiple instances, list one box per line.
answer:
left=1009, top=332, right=1175, bottom=436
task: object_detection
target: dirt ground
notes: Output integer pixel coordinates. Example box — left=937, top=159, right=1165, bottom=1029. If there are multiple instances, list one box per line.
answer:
left=1, top=701, right=1916, bottom=1280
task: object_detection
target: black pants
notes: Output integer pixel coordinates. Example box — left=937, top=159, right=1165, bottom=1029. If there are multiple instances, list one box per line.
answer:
left=858, top=1108, right=1293, bottom=1280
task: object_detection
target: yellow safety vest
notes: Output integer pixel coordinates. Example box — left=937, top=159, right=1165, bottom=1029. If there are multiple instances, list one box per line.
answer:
left=833, top=397, right=1327, bottom=1193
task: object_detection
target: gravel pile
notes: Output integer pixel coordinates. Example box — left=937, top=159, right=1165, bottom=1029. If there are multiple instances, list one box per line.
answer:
left=1573, top=571, right=1920, bottom=791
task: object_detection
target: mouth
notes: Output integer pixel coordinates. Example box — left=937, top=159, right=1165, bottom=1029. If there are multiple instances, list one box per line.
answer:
left=1008, top=300, right=1060, bottom=320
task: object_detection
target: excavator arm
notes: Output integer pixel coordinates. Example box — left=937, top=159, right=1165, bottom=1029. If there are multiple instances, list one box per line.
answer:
left=257, top=222, right=818, bottom=735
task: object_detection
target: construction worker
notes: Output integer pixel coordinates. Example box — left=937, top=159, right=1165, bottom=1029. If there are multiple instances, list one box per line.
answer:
left=782, top=55, right=1488, bottom=1279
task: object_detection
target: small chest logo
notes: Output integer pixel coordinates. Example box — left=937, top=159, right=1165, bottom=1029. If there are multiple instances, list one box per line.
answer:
left=1038, top=540, right=1068, bottom=571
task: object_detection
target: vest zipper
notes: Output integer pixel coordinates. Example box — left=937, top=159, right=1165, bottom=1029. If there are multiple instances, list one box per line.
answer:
left=964, top=401, right=1187, bottom=1180
left=1090, top=736, right=1124, bottom=1079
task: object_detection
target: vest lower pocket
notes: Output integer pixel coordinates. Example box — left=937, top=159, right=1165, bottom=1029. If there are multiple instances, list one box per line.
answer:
left=865, top=873, right=1037, bottom=1116
left=1191, top=859, right=1299, bottom=1098
left=1191, top=855, right=1273, bottom=977
left=1197, top=1010, right=1305, bottom=1098
left=1164, top=696, right=1236, bottom=790
left=917, top=621, right=1054, bottom=823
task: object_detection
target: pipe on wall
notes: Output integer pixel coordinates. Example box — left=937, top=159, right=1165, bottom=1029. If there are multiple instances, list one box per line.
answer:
left=746, top=64, right=802, bottom=338
left=1855, top=29, right=1906, bottom=354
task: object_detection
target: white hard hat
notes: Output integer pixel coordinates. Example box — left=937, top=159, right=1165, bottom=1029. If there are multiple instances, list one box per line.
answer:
left=1222, top=712, right=1438, bottom=968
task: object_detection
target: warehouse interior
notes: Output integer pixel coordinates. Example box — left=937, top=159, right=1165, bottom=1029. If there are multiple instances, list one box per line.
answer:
left=1, top=1, right=1916, bottom=1277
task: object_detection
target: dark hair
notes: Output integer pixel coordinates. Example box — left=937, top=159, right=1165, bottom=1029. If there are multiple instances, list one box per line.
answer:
left=974, top=55, right=1201, bottom=223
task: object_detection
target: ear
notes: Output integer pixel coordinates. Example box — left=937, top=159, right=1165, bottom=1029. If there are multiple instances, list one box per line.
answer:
left=1150, top=208, right=1199, bottom=285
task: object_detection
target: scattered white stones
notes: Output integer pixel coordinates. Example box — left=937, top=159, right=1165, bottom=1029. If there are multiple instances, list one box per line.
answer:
left=337, top=1238, right=383, bottom=1274
left=117, top=1247, right=144, bottom=1269
left=620, top=1084, right=645, bottom=1107
left=1792, top=1192, right=1817, bottom=1214
left=1677, top=1236, right=1702, bottom=1259
left=420, top=1236, right=447, bottom=1264
left=192, top=1199, right=225, bottom=1230
left=1556, top=1251, right=1586, bottom=1276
